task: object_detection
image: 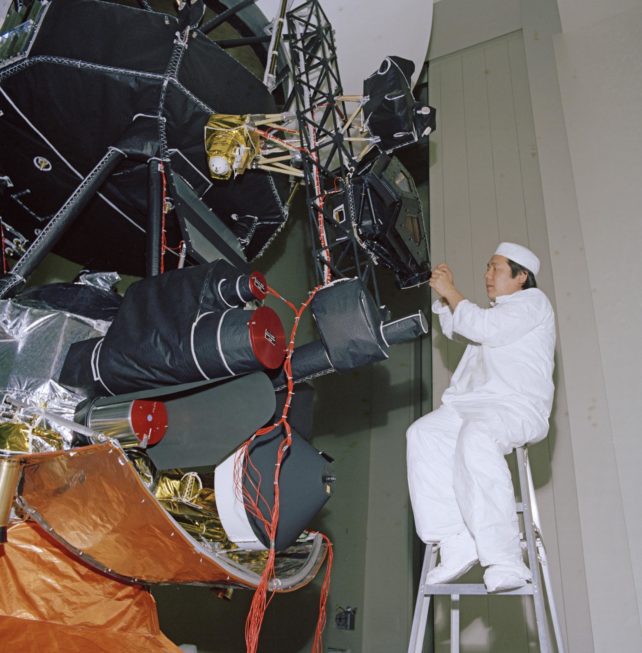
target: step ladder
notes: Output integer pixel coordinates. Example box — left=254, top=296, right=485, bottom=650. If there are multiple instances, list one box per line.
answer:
left=407, top=446, right=566, bottom=653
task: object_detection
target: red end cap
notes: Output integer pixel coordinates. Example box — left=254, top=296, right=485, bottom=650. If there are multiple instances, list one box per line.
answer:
left=249, top=306, right=286, bottom=369
left=130, top=400, right=168, bottom=446
left=249, top=271, right=268, bottom=301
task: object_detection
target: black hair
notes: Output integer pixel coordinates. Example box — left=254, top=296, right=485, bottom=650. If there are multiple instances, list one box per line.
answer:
left=507, top=258, right=537, bottom=289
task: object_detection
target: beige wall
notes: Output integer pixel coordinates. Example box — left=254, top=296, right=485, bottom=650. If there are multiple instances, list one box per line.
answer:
left=0, top=0, right=12, bottom=20
left=551, top=2, right=642, bottom=649
left=429, top=0, right=642, bottom=650
left=428, top=27, right=585, bottom=652
left=556, top=0, right=642, bottom=32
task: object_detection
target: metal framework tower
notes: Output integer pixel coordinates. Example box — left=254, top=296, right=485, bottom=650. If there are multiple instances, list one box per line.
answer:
left=287, top=0, right=384, bottom=301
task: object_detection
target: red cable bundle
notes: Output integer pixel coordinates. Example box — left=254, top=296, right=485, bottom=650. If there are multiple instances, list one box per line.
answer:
left=310, top=531, right=334, bottom=653
left=159, top=162, right=168, bottom=274
left=237, top=284, right=334, bottom=653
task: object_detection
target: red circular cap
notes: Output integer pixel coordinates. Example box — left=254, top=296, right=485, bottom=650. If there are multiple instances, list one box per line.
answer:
left=130, top=400, right=168, bottom=446
left=249, top=306, right=286, bottom=369
left=249, top=271, right=268, bottom=301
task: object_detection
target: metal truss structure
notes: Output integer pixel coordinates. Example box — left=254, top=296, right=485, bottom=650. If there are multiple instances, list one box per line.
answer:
left=286, top=0, right=384, bottom=303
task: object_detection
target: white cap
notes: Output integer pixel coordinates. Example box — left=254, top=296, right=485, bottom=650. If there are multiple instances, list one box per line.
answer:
left=494, top=242, right=540, bottom=276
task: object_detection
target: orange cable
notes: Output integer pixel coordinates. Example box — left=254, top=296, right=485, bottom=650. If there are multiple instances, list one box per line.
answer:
left=310, top=531, right=334, bottom=653
left=239, top=284, right=331, bottom=653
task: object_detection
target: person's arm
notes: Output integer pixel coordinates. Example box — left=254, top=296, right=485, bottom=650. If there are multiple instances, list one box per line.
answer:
left=453, top=292, right=550, bottom=346
left=431, top=296, right=455, bottom=338
left=429, top=264, right=464, bottom=341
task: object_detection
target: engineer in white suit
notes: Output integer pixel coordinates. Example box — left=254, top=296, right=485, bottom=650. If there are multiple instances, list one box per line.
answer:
left=407, top=242, right=555, bottom=592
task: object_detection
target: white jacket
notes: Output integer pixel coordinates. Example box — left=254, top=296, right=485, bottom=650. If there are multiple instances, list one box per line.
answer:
left=433, top=288, right=556, bottom=431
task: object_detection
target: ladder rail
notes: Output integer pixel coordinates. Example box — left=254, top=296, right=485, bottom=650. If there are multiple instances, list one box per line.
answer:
left=536, top=531, right=567, bottom=653
left=525, top=446, right=567, bottom=653
left=408, top=543, right=438, bottom=653
left=516, top=446, right=553, bottom=653
left=407, top=446, right=567, bottom=653
left=451, top=595, right=460, bottom=653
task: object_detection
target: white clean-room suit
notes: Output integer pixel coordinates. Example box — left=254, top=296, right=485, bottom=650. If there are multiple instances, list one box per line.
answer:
left=407, top=288, right=555, bottom=565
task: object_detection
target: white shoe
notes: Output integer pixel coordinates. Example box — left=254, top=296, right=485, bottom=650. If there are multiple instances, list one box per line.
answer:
left=483, top=562, right=532, bottom=593
left=426, top=531, right=479, bottom=584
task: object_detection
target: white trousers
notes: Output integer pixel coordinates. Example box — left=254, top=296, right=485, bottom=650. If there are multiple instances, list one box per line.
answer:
left=406, top=403, right=546, bottom=566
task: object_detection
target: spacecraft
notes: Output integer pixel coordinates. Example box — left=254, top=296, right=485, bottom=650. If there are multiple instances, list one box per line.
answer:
left=0, top=0, right=434, bottom=650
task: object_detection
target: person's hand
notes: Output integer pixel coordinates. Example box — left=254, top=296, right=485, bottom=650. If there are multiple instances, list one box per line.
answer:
left=429, top=263, right=465, bottom=309
left=429, top=264, right=456, bottom=298
left=434, top=263, right=454, bottom=284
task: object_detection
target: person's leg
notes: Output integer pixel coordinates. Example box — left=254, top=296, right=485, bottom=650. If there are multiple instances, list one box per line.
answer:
left=453, top=419, right=530, bottom=591
left=407, top=406, right=478, bottom=582
left=406, top=405, right=464, bottom=542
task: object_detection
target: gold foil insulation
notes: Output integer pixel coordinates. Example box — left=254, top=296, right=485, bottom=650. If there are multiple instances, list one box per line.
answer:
left=154, top=469, right=233, bottom=548
left=127, top=448, right=158, bottom=491
left=0, top=417, right=66, bottom=453
left=0, top=435, right=327, bottom=648
left=149, top=469, right=307, bottom=576
left=15, top=442, right=327, bottom=589
left=204, top=114, right=261, bottom=180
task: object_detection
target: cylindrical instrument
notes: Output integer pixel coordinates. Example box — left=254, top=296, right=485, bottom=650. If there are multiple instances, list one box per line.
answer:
left=60, top=262, right=284, bottom=395
left=85, top=399, right=168, bottom=448
left=192, top=306, right=286, bottom=378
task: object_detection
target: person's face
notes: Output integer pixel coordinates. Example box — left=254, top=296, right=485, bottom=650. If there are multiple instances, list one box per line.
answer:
left=485, top=255, right=526, bottom=300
